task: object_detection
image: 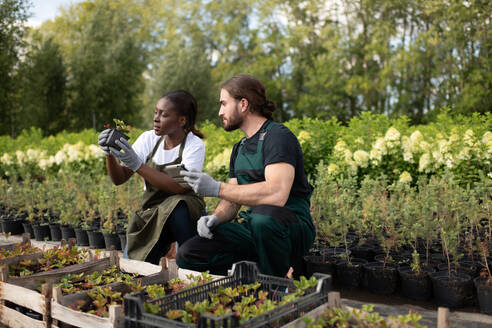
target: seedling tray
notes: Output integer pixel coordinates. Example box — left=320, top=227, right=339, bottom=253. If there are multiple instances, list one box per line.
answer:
left=51, top=257, right=178, bottom=328
left=124, top=261, right=332, bottom=328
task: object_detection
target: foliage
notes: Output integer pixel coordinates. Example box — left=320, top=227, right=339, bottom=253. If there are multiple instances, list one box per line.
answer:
left=301, top=304, right=425, bottom=328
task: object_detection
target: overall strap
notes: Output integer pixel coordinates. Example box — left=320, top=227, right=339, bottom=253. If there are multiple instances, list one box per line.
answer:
left=146, top=136, right=164, bottom=164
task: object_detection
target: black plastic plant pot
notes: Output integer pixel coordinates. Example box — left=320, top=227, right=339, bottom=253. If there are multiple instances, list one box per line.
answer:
left=87, top=230, right=106, bottom=249
left=105, top=129, right=129, bottom=151
left=60, top=225, right=76, bottom=241
left=350, top=244, right=376, bottom=261
left=103, top=232, right=122, bottom=250
left=32, top=224, right=51, bottom=241
left=430, top=271, right=472, bottom=308
left=1, top=219, right=25, bottom=235
left=303, top=255, right=336, bottom=279
left=74, top=228, right=90, bottom=246
left=336, top=258, right=367, bottom=290
left=474, top=276, right=492, bottom=314
left=398, top=266, right=435, bottom=301
left=118, top=232, right=127, bottom=251
left=49, top=223, right=62, bottom=241
left=22, top=222, right=34, bottom=238
left=363, top=262, right=398, bottom=295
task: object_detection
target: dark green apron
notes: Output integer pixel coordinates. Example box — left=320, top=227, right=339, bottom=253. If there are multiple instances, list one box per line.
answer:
left=177, top=121, right=315, bottom=277
left=127, top=135, right=205, bottom=261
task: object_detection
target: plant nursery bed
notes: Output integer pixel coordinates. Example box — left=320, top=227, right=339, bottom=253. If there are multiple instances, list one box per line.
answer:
left=51, top=257, right=179, bottom=328
left=0, top=244, right=112, bottom=328
left=284, top=293, right=492, bottom=328
left=52, top=258, right=221, bottom=328
left=124, top=261, right=332, bottom=328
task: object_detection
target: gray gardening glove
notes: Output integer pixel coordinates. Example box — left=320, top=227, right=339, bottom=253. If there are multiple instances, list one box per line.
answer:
left=197, top=215, right=219, bottom=239
left=109, top=138, right=143, bottom=172
left=97, top=128, right=111, bottom=155
left=181, top=170, right=221, bottom=197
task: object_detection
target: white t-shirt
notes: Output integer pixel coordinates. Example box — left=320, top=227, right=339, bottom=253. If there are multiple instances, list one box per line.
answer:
left=132, top=130, right=205, bottom=172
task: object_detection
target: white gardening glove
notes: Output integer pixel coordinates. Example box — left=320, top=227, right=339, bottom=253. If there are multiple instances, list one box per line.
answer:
left=97, top=129, right=111, bottom=155
left=197, top=215, right=219, bottom=239
left=181, top=170, right=221, bottom=197
left=109, top=138, right=143, bottom=172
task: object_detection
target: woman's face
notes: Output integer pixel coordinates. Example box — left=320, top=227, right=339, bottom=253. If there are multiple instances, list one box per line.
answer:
left=153, top=98, right=186, bottom=136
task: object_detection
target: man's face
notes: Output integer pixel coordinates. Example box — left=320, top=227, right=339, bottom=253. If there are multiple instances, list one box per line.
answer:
left=219, top=89, right=243, bottom=132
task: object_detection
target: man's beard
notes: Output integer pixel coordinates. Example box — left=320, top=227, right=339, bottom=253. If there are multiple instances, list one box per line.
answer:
left=223, top=109, right=243, bottom=132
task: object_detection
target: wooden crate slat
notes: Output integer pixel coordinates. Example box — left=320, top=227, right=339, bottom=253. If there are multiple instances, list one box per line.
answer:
left=51, top=301, right=121, bottom=328
left=0, top=304, right=47, bottom=328
left=0, top=282, right=45, bottom=313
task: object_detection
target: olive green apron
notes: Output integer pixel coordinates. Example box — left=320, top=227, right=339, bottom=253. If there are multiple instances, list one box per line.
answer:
left=127, top=135, right=205, bottom=261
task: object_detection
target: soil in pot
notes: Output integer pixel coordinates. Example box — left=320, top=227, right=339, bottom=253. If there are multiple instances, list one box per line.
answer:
left=398, top=265, right=435, bottom=301
left=103, top=232, right=121, bottom=250
left=87, top=230, right=105, bottom=249
left=474, top=276, right=492, bottom=315
left=32, top=224, right=51, bottom=241
left=430, top=271, right=472, bottom=308
left=74, top=228, right=90, bottom=246
left=335, top=258, right=367, bottom=290
left=1, top=218, right=25, bottom=235
left=60, top=225, right=76, bottom=241
left=22, top=222, right=34, bottom=239
left=49, top=223, right=62, bottom=241
left=363, top=262, right=398, bottom=295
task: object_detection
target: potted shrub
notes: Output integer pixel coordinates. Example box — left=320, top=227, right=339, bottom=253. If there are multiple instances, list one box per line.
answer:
left=475, top=240, right=492, bottom=314
left=102, top=118, right=131, bottom=151
left=100, top=185, right=122, bottom=251
left=430, top=174, right=472, bottom=309
left=333, top=176, right=367, bottom=290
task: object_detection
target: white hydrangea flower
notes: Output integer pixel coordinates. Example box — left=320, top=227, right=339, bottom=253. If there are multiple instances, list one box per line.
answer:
left=419, top=153, right=431, bottom=172
left=297, top=131, right=311, bottom=145
left=327, top=163, right=339, bottom=175
left=403, top=151, right=413, bottom=162
left=373, top=137, right=387, bottom=155
left=369, top=148, right=382, bottom=165
left=419, top=140, right=431, bottom=152
left=343, top=149, right=353, bottom=162
left=334, top=140, right=348, bottom=153
left=399, top=171, right=412, bottom=183
left=38, top=159, right=49, bottom=170
left=457, top=147, right=471, bottom=161
left=482, top=131, right=492, bottom=145
left=488, top=172, right=492, bottom=179
left=384, top=127, right=401, bottom=150
left=54, top=151, right=67, bottom=165
left=88, top=144, right=104, bottom=158
left=353, top=150, right=369, bottom=168
left=15, top=150, right=26, bottom=165
left=0, top=153, right=13, bottom=165
left=409, top=130, right=423, bottom=149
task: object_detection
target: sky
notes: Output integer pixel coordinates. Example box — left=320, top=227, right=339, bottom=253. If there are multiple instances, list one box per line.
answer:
left=27, top=0, right=83, bottom=27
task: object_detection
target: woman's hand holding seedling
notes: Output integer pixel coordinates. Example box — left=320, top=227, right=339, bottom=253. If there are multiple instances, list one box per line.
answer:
left=110, top=138, right=143, bottom=172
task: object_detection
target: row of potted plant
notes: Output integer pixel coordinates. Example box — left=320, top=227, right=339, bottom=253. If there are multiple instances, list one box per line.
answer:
left=0, top=172, right=142, bottom=250
left=310, top=168, right=491, bottom=312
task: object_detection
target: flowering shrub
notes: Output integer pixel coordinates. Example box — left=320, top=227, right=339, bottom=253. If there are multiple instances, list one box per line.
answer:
left=327, top=121, right=491, bottom=186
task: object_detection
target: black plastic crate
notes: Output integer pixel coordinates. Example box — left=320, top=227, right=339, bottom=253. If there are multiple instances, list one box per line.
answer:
left=124, top=261, right=332, bottom=328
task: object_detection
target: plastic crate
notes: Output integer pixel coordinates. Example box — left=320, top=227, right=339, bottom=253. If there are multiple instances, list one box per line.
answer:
left=124, top=261, right=332, bottom=328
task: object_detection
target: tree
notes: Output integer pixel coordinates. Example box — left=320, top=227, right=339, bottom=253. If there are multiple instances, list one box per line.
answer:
left=0, top=0, right=30, bottom=137
left=18, top=35, right=67, bottom=135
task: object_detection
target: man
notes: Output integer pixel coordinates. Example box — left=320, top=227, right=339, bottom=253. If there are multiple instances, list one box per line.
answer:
left=178, top=74, right=315, bottom=277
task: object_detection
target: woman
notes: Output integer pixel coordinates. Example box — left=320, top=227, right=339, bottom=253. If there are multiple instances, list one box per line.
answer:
left=98, top=90, right=205, bottom=264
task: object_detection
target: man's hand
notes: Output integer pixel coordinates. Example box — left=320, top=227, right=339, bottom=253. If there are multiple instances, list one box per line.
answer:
left=98, top=129, right=111, bottom=155
left=181, top=170, right=221, bottom=197
left=197, top=215, right=219, bottom=239
left=109, top=138, right=143, bottom=172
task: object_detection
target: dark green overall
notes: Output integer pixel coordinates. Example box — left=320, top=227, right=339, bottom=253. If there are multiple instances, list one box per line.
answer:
left=177, top=122, right=315, bottom=277
left=127, top=136, right=205, bottom=261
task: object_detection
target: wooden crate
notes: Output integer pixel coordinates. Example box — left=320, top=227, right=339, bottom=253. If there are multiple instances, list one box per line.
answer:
left=51, top=257, right=179, bottom=328
left=0, top=243, right=116, bottom=328
left=0, top=233, right=43, bottom=266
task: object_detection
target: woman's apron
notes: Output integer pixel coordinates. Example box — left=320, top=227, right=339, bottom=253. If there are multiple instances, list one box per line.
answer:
left=126, top=135, right=205, bottom=261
